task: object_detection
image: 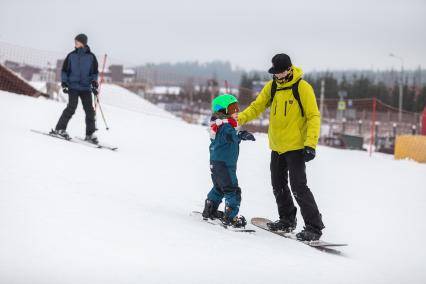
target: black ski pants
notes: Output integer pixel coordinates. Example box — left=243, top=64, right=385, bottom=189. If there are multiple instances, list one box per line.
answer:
left=55, top=89, right=96, bottom=135
left=270, top=150, right=324, bottom=231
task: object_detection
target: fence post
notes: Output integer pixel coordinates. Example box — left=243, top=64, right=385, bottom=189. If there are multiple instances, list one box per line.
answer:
left=369, top=97, right=377, bottom=156
left=393, top=123, right=397, bottom=138
left=342, top=117, right=346, bottom=133
left=375, top=121, right=380, bottom=148
left=412, top=125, right=417, bottom=135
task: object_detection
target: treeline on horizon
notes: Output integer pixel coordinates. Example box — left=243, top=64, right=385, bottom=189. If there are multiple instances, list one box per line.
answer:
left=239, top=71, right=426, bottom=113
left=135, top=61, right=426, bottom=112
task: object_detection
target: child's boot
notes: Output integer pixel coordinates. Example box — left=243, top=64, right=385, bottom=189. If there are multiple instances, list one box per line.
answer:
left=202, top=199, right=223, bottom=220
left=223, top=206, right=247, bottom=228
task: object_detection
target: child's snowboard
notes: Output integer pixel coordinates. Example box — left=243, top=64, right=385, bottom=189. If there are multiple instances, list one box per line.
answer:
left=251, top=217, right=347, bottom=254
left=191, top=211, right=255, bottom=233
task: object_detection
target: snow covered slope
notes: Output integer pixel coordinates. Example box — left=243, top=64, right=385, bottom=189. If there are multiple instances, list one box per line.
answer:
left=99, top=84, right=175, bottom=119
left=0, top=91, right=425, bottom=284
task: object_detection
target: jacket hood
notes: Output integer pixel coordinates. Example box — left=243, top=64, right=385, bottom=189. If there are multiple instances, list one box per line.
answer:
left=75, top=45, right=91, bottom=53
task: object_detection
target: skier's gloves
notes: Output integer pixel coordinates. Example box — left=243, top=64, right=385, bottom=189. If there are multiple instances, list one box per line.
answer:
left=61, top=82, right=69, bottom=94
left=91, top=81, right=99, bottom=95
left=91, top=87, right=99, bottom=96
left=303, top=146, right=316, bottom=162
left=238, top=130, right=256, bottom=141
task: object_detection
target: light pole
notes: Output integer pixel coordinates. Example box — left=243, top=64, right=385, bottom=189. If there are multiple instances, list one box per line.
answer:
left=389, top=53, right=404, bottom=122
left=319, top=79, right=325, bottom=143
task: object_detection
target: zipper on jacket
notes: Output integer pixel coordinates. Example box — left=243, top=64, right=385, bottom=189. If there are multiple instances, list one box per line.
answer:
left=285, top=101, right=287, bottom=116
left=78, top=55, right=82, bottom=85
left=274, top=101, right=277, bottom=115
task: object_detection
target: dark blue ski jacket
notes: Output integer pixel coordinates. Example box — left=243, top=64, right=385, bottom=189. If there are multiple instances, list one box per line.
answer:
left=61, top=46, right=99, bottom=91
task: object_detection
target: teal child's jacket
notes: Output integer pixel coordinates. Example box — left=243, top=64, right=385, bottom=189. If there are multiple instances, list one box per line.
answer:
left=209, top=123, right=241, bottom=167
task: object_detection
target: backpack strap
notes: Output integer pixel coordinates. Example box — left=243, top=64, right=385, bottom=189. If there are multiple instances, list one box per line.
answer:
left=292, top=79, right=304, bottom=117
left=270, top=79, right=277, bottom=106
left=269, top=78, right=304, bottom=117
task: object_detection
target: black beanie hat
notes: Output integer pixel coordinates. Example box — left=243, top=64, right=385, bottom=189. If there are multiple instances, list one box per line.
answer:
left=268, top=53, right=292, bottom=74
left=74, top=34, right=88, bottom=46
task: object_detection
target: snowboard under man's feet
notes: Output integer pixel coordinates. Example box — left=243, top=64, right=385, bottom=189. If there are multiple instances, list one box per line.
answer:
left=267, top=218, right=297, bottom=233
left=50, top=129, right=71, bottom=140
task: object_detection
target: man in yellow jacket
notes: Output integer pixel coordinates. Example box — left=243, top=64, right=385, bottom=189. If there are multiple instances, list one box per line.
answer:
left=238, top=54, right=325, bottom=241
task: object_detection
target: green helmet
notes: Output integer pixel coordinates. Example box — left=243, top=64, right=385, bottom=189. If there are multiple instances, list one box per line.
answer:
left=212, top=94, right=238, bottom=113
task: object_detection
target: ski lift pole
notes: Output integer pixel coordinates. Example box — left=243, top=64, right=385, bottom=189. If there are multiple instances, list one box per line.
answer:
left=95, top=54, right=109, bottom=130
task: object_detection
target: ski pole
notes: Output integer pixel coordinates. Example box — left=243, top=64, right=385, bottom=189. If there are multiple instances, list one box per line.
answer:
left=95, top=94, right=110, bottom=130
left=95, top=54, right=109, bottom=130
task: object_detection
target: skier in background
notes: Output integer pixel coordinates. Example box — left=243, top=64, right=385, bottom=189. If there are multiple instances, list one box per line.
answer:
left=202, top=94, right=255, bottom=228
left=51, top=33, right=99, bottom=144
left=238, top=54, right=325, bottom=241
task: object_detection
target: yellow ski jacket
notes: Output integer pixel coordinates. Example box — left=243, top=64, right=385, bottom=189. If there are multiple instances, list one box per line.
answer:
left=238, top=66, right=320, bottom=154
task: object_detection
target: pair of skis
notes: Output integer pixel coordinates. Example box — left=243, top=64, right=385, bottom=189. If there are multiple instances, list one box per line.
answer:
left=31, top=129, right=118, bottom=151
left=192, top=211, right=347, bottom=255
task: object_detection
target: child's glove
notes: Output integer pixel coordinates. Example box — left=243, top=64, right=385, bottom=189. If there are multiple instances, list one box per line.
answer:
left=238, top=130, right=255, bottom=141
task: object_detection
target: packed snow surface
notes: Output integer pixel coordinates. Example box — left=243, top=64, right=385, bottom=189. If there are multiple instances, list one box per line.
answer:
left=0, top=90, right=425, bottom=284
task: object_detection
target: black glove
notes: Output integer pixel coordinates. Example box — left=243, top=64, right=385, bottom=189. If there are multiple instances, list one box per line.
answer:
left=238, top=130, right=255, bottom=141
left=91, top=86, right=99, bottom=96
left=61, top=82, right=68, bottom=94
left=303, top=146, right=316, bottom=162
left=91, top=81, right=99, bottom=95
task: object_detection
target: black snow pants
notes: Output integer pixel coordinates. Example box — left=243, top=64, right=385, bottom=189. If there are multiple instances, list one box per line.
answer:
left=55, top=89, right=96, bottom=135
left=270, top=150, right=324, bottom=231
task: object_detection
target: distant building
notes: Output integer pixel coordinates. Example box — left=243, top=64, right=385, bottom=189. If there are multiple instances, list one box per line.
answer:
left=147, top=86, right=182, bottom=96
left=4, top=60, right=42, bottom=81
left=56, top=59, right=64, bottom=82
left=102, top=65, right=136, bottom=83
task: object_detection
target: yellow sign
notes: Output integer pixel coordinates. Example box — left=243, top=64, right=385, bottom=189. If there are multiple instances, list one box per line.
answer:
left=338, top=100, right=346, bottom=111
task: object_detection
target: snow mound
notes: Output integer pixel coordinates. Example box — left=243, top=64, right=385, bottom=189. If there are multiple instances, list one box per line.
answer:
left=0, top=90, right=425, bottom=284
left=99, top=84, right=175, bottom=119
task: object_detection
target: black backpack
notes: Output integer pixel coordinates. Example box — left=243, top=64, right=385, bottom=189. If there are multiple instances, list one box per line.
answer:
left=270, top=78, right=304, bottom=117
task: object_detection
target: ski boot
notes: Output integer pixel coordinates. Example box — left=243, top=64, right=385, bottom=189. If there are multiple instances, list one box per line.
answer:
left=85, top=133, right=99, bottom=145
left=202, top=199, right=224, bottom=220
left=50, top=129, right=71, bottom=140
left=296, top=225, right=322, bottom=241
left=267, top=217, right=297, bottom=232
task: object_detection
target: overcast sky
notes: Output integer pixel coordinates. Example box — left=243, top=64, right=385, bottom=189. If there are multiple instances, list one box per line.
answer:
left=0, top=0, right=425, bottom=72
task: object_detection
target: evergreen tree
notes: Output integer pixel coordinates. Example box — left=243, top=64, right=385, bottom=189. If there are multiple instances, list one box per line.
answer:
left=238, top=72, right=256, bottom=106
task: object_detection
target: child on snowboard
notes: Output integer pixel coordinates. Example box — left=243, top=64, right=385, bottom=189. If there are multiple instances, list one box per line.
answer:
left=202, top=94, right=255, bottom=228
